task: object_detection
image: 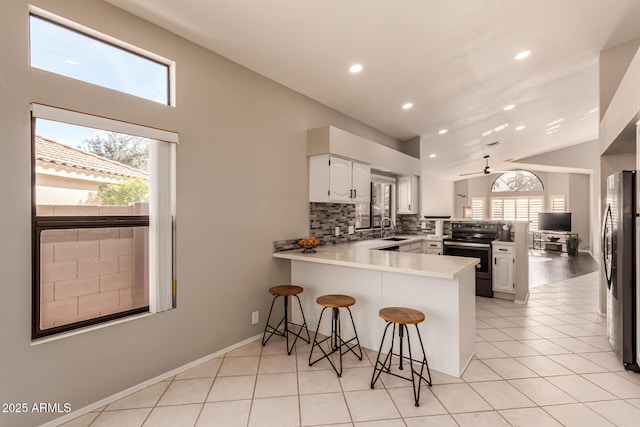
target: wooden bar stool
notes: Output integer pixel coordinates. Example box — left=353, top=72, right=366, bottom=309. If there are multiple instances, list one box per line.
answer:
left=262, top=285, right=310, bottom=355
left=308, top=294, right=363, bottom=377
left=370, top=307, right=432, bottom=406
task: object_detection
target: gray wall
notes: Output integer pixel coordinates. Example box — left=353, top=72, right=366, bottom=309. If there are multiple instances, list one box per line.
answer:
left=0, top=1, right=401, bottom=425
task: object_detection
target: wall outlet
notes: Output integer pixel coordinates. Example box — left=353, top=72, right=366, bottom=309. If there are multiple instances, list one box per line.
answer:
left=335, top=226, right=340, bottom=236
left=252, top=311, right=259, bottom=325
left=348, top=225, right=355, bottom=234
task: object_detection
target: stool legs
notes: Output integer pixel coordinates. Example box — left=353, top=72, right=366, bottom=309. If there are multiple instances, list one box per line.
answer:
left=262, top=294, right=310, bottom=355
left=309, top=306, right=362, bottom=377
left=370, top=322, right=432, bottom=406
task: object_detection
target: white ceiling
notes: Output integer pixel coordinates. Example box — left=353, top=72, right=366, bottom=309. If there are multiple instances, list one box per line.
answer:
left=108, top=0, right=640, bottom=180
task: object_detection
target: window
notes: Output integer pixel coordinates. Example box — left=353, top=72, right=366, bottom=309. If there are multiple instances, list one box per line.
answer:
left=491, top=197, right=543, bottom=230
left=471, top=197, right=484, bottom=220
left=355, top=179, right=392, bottom=229
left=29, top=13, right=170, bottom=104
left=491, top=170, right=544, bottom=193
left=31, top=105, right=176, bottom=339
left=550, top=194, right=566, bottom=212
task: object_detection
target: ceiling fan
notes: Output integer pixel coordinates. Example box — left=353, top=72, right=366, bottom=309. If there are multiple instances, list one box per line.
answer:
left=459, top=155, right=497, bottom=177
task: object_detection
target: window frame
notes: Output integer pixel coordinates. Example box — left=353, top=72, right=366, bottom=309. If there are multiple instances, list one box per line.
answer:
left=30, top=105, right=177, bottom=340
left=355, top=176, right=395, bottom=230
left=29, top=8, right=174, bottom=106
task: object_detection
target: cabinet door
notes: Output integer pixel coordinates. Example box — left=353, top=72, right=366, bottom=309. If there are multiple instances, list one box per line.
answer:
left=329, top=157, right=352, bottom=202
left=493, top=253, right=514, bottom=293
left=398, top=175, right=419, bottom=214
left=351, top=162, right=371, bottom=203
left=398, top=176, right=412, bottom=213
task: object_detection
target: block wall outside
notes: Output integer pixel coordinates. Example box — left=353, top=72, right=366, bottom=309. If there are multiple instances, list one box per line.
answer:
left=37, top=204, right=149, bottom=330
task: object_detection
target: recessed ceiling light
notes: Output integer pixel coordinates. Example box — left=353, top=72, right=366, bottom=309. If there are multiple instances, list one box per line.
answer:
left=515, top=125, right=525, bottom=131
left=482, top=130, right=494, bottom=137
left=349, top=64, right=363, bottom=73
left=438, top=129, right=448, bottom=135
left=504, top=104, right=516, bottom=111
left=494, top=123, right=509, bottom=132
left=65, top=59, right=79, bottom=65
left=402, top=102, right=413, bottom=110
left=514, top=50, right=531, bottom=60
left=429, top=153, right=437, bottom=158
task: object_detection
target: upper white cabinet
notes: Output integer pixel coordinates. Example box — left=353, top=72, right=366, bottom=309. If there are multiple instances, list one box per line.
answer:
left=309, top=155, right=370, bottom=203
left=397, top=175, right=420, bottom=214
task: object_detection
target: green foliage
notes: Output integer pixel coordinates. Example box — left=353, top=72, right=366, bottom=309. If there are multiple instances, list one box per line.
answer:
left=82, top=132, right=149, bottom=171
left=98, top=178, right=149, bottom=206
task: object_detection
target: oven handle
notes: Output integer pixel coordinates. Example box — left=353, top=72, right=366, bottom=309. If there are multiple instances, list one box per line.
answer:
left=443, top=241, right=491, bottom=248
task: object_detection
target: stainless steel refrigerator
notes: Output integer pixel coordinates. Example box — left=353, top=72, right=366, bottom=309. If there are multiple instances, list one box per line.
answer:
left=603, top=170, right=640, bottom=371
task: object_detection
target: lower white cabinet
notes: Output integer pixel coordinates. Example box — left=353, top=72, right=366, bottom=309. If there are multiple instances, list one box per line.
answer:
left=399, top=242, right=423, bottom=253
left=492, top=242, right=514, bottom=293
left=424, top=239, right=442, bottom=255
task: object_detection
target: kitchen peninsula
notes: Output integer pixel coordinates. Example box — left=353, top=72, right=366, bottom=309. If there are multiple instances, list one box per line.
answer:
left=273, top=236, right=478, bottom=377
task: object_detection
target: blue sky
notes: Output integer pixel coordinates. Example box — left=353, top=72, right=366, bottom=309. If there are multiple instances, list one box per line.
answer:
left=30, top=15, right=167, bottom=147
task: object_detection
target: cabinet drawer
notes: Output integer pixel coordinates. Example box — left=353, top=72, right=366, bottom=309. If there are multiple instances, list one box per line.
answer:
left=493, top=245, right=514, bottom=254
left=424, top=241, right=442, bottom=249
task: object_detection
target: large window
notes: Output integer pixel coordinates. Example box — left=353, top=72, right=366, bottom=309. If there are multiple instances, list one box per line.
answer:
left=355, top=179, right=392, bottom=229
left=490, top=170, right=544, bottom=231
left=32, top=106, right=177, bottom=339
left=30, top=13, right=170, bottom=104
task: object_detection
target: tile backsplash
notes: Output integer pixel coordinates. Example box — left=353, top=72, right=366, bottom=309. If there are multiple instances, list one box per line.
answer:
left=273, top=203, right=434, bottom=252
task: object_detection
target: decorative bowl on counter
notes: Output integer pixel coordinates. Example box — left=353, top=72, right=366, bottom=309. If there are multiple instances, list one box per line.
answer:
left=298, top=237, right=319, bottom=253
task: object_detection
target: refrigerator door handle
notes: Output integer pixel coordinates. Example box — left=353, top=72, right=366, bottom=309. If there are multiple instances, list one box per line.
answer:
left=603, top=205, right=614, bottom=289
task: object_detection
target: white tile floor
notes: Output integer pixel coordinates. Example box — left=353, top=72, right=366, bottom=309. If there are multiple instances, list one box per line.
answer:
left=62, top=271, right=640, bottom=426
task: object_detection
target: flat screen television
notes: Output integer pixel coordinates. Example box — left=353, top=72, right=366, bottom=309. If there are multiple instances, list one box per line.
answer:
left=538, top=212, right=571, bottom=232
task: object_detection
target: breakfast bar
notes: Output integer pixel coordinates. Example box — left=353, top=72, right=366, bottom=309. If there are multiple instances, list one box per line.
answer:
left=273, top=237, right=478, bottom=378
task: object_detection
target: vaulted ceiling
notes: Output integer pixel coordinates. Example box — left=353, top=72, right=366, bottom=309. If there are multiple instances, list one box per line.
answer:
left=108, top=0, right=640, bottom=179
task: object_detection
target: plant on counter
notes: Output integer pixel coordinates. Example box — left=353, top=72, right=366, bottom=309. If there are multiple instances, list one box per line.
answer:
left=566, top=233, right=581, bottom=256
left=298, top=237, right=319, bottom=253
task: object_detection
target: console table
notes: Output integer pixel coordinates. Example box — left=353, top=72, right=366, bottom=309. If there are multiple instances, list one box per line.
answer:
left=532, top=231, right=573, bottom=252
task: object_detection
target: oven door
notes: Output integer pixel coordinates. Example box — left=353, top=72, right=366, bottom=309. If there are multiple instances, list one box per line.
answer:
left=443, top=242, right=490, bottom=280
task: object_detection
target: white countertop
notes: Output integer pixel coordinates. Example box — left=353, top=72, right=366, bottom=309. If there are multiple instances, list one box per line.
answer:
left=273, top=235, right=479, bottom=280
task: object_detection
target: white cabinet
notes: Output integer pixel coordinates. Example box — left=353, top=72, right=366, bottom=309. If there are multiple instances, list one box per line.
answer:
left=398, top=242, right=423, bottom=253
left=398, top=175, right=419, bottom=214
left=424, top=239, right=442, bottom=255
left=309, top=155, right=370, bottom=203
left=492, top=243, right=514, bottom=293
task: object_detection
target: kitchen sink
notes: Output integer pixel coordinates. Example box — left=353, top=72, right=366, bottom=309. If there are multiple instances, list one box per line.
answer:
left=382, top=237, right=408, bottom=241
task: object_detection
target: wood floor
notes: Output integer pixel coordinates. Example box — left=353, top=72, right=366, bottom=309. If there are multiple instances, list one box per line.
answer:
left=528, top=249, right=599, bottom=287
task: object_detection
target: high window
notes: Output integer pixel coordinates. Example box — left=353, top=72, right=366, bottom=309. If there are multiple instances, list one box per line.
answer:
left=550, top=194, right=567, bottom=212
left=490, top=170, right=544, bottom=231
left=30, top=13, right=170, bottom=105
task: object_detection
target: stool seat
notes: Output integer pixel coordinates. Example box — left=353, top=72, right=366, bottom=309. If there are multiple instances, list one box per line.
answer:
left=269, top=285, right=303, bottom=297
left=316, top=294, right=355, bottom=308
left=379, top=307, right=425, bottom=325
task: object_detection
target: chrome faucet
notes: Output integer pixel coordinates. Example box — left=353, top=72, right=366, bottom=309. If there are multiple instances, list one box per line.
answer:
left=380, top=217, right=395, bottom=238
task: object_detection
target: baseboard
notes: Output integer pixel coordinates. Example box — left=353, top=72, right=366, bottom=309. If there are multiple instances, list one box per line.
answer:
left=42, top=333, right=263, bottom=427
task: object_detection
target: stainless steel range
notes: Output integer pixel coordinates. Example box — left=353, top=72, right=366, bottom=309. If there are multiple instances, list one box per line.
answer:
left=443, top=222, right=499, bottom=298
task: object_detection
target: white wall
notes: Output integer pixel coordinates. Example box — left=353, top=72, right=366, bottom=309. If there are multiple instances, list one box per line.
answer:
left=0, top=1, right=402, bottom=425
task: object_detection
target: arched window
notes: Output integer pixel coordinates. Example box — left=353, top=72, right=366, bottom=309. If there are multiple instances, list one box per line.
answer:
left=490, top=170, right=544, bottom=230
left=491, top=170, right=544, bottom=192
